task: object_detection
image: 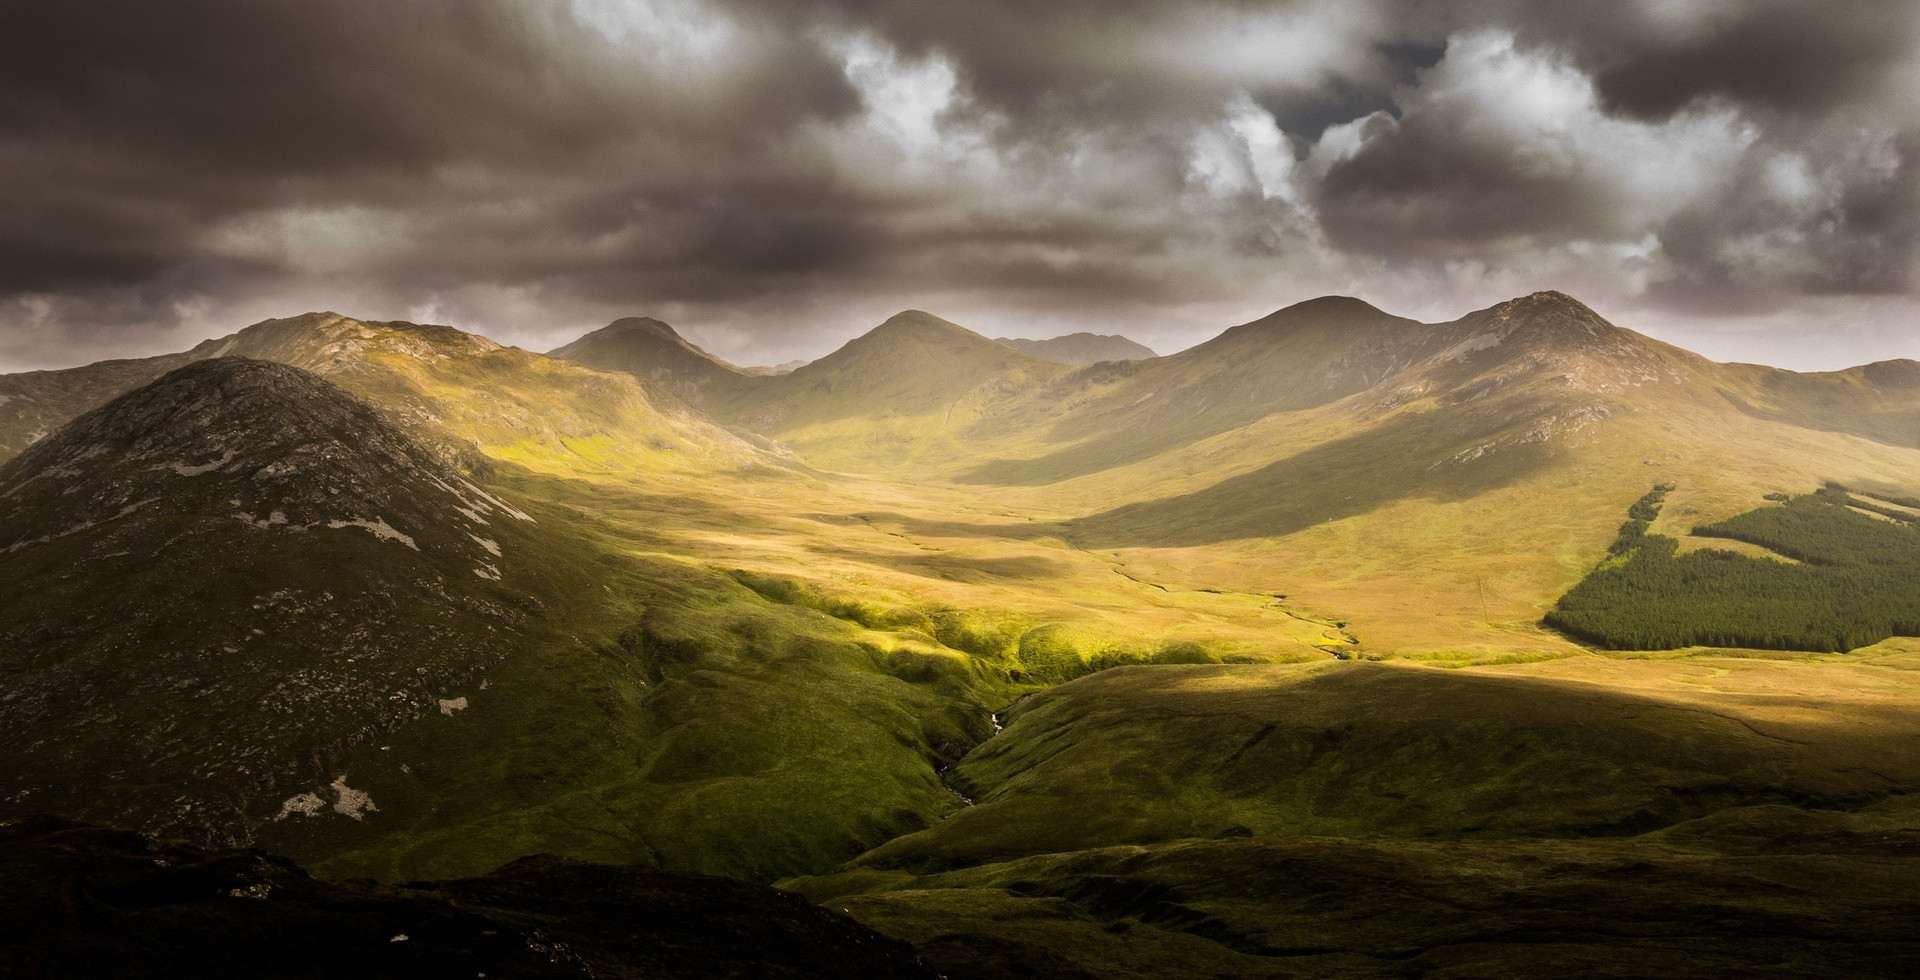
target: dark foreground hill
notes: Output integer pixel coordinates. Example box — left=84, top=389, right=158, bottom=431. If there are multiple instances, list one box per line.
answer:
left=0, top=358, right=542, bottom=842
left=0, top=816, right=933, bottom=980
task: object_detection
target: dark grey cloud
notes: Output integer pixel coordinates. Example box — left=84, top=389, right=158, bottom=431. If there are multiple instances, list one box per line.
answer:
left=0, top=0, right=1916, bottom=371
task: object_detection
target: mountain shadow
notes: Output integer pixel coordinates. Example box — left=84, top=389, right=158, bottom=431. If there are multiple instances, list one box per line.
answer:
left=1064, top=399, right=1562, bottom=548
left=957, top=297, right=1455, bottom=486
left=0, top=816, right=935, bottom=979
left=1715, top=359, right=1920, bottom=452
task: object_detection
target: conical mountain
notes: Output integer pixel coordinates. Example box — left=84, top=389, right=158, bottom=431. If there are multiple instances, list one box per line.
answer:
left=779, top=310, right=1054, bottom=415
left=701, top=310, right=1067, bottom=467
left=548, top=316, right=753, bottom=405
left=0, top=358, right=541, bottom=842
left=994, top=332, right=1156, bottom=365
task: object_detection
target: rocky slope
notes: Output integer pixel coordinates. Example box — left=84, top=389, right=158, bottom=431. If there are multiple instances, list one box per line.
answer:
left=0, top=358, right=542, bottom=842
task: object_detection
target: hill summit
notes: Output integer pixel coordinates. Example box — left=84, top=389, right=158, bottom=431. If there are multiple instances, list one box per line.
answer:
left=547, top=316, right=750, bottom=403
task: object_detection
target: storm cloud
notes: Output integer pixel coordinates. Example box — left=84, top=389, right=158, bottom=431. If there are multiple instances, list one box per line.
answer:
left=0, top=0, right=1915, bottom=369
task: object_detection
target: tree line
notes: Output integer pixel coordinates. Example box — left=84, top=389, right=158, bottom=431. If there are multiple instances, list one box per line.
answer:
left=1546, top=484, right=1920, bottom=652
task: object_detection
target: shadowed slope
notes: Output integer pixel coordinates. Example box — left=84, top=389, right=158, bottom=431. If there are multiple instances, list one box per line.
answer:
left=960, top=296, right=1441, bottom=484
left=0, top=359, right=542, bottom=841
left=853, top=661, right=1920, bottom=871
left=548, top=316, right=757, bottom=405
left=1052, top=292, right=1701, bottom=546
left=794, top=656, right=1920, bottom=979
left=1717, top=357, right=1920, bottom=450
left=801, top=813, right=1920, bottom=980
left=0, top=360, right=1024, bottom=884
left=0, top=817, right=935, bottom=979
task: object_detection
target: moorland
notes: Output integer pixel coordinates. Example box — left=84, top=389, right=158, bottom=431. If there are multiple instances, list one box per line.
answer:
left=5, top=291, right=1920, bottom=977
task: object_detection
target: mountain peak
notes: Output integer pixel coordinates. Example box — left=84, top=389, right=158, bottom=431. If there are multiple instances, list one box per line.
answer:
left=188, top=311, right=502, bottom=373
left=1462, top=290, right=1632, bottom=348
left=1227, top=295, right=1402, bottom=338
left=547, top=316, right=749, bottom=405
left=995, top=332, right=1157, bottom=365
left=1492, top=290, right=1606, bottom=320
left=820, top=310, right=1019, bottom=362
left=1859, top=359, right=1920, bottom=388
left=552, top=315, right=728, bottom=365
left=598, top=316, right=690, bottom=345
left=870, top=309, right=982, bottom=339
left=0, top=360, right=539, bottom=836
left=0, top=357, right=525, bottom=557
left=1278, top=295, right=1390, bottom=317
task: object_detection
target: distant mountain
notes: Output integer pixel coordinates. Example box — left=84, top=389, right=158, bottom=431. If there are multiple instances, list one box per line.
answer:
left=741, top=359, right=810, bottom=376
left=741, top=311, right=1054, bottom=421
left=630, top=290, right=1920, bottom=653
left=0, top=358, right=541, bottom=842
left=695, top=310, right=1068, bottom=466
left=0, top=312, right=768, bottom=475
left=547, top=316, right=756, bottom=404
left=993, top=332, right=1155, bottom=365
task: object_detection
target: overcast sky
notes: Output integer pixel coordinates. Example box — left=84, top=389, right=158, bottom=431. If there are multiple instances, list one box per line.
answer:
left=1, top=0, right=1915, bottom=371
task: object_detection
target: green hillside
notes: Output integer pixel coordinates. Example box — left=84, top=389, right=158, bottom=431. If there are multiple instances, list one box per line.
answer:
left=794, top=657, right=1920, bottom=979
left=11, top=292, right=1920, bottom=975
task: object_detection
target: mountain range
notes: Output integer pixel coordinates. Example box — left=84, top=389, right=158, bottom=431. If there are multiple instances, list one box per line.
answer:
left=993, top=332, right=1156, bottom=364
left=6, top=291, right=1920, bottom=978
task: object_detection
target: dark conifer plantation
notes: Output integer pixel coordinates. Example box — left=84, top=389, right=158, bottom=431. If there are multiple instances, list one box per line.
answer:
left=1548, top=485, right=1920, bottom=652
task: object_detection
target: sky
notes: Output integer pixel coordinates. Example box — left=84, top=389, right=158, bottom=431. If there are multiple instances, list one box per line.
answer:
left=0, top=0, right=1916, bottom=372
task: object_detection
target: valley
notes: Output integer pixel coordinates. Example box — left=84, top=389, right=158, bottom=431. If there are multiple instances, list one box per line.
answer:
left=6, top=292, right=1920, bottom=977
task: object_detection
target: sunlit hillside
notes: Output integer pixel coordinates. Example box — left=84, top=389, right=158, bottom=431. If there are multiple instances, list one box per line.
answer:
left=9, top=293, right=1920, bottom=979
